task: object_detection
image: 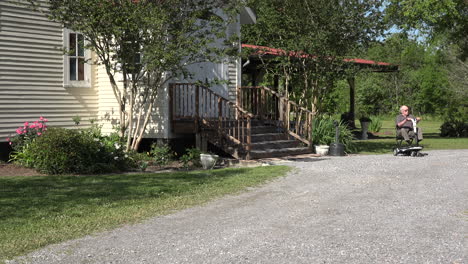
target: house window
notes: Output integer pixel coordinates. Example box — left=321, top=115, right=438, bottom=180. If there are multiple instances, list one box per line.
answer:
left=64, top=29, right=91, bottom=87
left=69, top=33, right=85, bottom=81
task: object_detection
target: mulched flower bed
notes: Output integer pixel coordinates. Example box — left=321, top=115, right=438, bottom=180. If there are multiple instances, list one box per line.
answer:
left=0, top=163, right=46, bottom=177
left=0, top=161, right=201, bottom=177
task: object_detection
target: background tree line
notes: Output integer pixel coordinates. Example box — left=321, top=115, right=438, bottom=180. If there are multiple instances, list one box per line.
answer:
left=242, top=0, right=467, bottom=122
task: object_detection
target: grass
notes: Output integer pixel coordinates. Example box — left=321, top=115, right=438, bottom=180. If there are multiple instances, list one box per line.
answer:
left=0, top=166, right=291, bottom=262
left=353, top=118, right=468, bottom=154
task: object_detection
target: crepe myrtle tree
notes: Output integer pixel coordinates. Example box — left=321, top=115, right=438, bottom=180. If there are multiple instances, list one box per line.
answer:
left=27, top=0, right=240, bottom=151
left=242, top=0, right=385, bottom=115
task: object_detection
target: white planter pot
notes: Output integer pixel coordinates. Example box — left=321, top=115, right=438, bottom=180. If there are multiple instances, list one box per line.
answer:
left=200, top=154, right=219, bottom=170
left=315, top=145, right=329, bottom=156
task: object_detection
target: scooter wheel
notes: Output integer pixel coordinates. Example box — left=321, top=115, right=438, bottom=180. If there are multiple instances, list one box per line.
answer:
left=393, top=148, right=398, bottom=156
left=410, top=151, right=417, bottom=157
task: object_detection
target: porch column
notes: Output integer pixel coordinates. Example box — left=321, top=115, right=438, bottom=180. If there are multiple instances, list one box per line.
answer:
left=347, top=77, right=356, bottom=128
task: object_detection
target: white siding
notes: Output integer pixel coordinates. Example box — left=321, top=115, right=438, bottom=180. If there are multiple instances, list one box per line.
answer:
left=95, top=64, right=120, bottom=135
left=96, top=65, right=169, bottom=139
left=151, top=83, right=170, bottom=139
left=0, top=0, right=98, bottom=141
left=227, top=61, right=239, bottom=101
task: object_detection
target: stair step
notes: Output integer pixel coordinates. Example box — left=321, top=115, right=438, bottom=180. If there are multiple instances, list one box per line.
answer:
left=249, top=120, right=279, bottom=126
left=251, top=125, right=282, bottom=134
left=251, top=133, right=288, bottom=142
left=250, top=147, right=311, bottom=159
left=251, top=140, right=301, bottom=149
left=206, top=118, right=308, bottom=159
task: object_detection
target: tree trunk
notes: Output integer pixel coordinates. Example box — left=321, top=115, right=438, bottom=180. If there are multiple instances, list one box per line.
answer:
left=131, top=100, right=154, bottom=151
left=126, top=83, right=134, bottom=151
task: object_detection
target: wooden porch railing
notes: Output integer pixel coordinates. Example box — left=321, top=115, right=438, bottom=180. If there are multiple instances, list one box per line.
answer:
left=238, top=86, right=313, bottom=146
left=169, top=83, right=253, bottom=159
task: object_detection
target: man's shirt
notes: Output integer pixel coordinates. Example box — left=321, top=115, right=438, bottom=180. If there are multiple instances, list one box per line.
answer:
left=396, top=114, right=415, bottom=129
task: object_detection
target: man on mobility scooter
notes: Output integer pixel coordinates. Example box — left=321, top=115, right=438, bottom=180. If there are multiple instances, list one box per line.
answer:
left=393, top=105, right=426, bottom=156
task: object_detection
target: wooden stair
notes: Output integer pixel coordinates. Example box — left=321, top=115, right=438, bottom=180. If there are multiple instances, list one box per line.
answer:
left=243, top=123, right=310, bottom=159
left=210, top=121, right=311, bottom=160
left=170, top=84, right=314, bottom=160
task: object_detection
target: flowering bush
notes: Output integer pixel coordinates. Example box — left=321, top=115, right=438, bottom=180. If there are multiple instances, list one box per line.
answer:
left=7, top=117, right=48, bottom=152
left=9, top=118, right=134, bottom=174
left=16, top=127, right=132, bottom=175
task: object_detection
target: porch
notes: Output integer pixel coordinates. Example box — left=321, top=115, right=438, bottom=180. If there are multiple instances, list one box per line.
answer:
left=169, top=83, right=313, bottom=159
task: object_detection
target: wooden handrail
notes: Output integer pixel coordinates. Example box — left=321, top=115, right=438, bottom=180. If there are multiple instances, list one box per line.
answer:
left=170, top=83, right=252, bottom=158
left=239, top=86, right=314, bottom=146
left=249, top=86, right=313, bottom=114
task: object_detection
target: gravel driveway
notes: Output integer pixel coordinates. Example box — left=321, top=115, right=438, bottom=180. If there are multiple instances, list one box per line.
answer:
left=10, top=149, right=467, bottom=264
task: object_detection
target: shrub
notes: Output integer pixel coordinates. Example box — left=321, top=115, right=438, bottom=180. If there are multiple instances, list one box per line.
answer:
left=312, top=116, right=355, bottom=152
left=180, top=147, right=201, bottom=169
left=150, top=143, right=173, bottom=168
left=440, top=120, right=468, bottom=137
left=127, top=151, right=152, bottom=171
left=15, top=126, right=131, bottom=175
left=368, top=116, right=383, bottom=133
left=79, top=123, right=132, bottom=170
left=18, top=128, right=94, bottom=174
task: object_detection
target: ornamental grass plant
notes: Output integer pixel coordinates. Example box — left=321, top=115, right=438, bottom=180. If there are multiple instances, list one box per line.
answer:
left=312, top=116, right=355, bottom=152
left=368, top=116, right=383, bottom=133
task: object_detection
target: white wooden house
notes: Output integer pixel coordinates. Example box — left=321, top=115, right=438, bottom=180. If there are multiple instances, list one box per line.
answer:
left=1, top=1, right=397, bottom=160
left=0, top=0, right=256, bottom=159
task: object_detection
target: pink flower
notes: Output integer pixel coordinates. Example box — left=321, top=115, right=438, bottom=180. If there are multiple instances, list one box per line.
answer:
left=37, top=132, right=42, bottom=136
left=6, top=137, right=10, bottom=141
left=9, top=142, right=12, bottom=145
left=29, top=124, right=36, bottom=129
left=38, top=123, right=43, bottom=128
left=24, top=122, right=29, bottom=127
left=16, top=128, right=23, bottom=134
left=39, top=116, right=44, bottom=120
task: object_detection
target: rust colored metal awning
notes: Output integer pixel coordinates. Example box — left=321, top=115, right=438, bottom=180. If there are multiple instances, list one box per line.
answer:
left=242, top=44, right=398, bottom=72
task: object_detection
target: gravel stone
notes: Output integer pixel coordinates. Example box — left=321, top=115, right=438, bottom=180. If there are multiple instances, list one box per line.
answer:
left=9, top=149, right=467, bottom=264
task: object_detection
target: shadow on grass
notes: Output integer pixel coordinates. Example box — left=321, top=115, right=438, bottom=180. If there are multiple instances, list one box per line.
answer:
left=353, top=139, right=396, bottom=154
left=0, top=167, right=259, bottom=221
left=421, top=133, right=442, bottom=139
left=353, top=133, right=468, bottom=154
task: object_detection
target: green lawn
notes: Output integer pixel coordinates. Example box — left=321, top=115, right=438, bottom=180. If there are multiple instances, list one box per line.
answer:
left=0, top=166, right=290, bottom=262
left=353, top=118, right=468, bottom=154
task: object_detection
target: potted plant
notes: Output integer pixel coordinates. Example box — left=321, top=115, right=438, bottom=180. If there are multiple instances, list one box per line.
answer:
left=312, top=118, right=335, bottom=156
left=314, top=144, right=330, bottom=156
left=200, top=153, right=219, bottom=170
